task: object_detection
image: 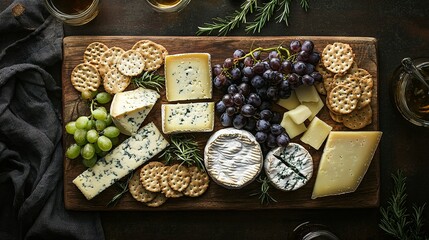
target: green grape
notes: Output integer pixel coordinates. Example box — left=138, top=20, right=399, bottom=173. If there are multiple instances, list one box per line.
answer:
left=75, top=116, right=89, bottom=129
left=97, top=136, right=112, bottom=152
left=86, top=129, right=99, bottom=143
left=97, top=151, right=108, bottom=157
left=82, top=155, right=97, bottom=168
left=74, top=129, right=88, bottom=146
left=110, top=137, right=119, bottom=146
left=65, top=121, right=77, bottom=135
left=92, top=107, right=107, bottom=121
left=85, top=119, right=95, bottom=131
left=105, top=114, right=113, bottom=126
left=96, top=92, right=112, bottom=104
left=94, top=143, right=102, bottom=154
left=66, top=143, right=81, bottom=159
left=81, top=90, right=97, bottom=100
left=103, top=126, right=120, bottom=138
left=81, top=143, right=96, bottom=160
left=95, top=119, right=107, bottom=131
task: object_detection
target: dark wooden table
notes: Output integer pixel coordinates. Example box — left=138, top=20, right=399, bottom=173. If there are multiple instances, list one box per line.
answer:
left=5, top=0, right=429, bottom=239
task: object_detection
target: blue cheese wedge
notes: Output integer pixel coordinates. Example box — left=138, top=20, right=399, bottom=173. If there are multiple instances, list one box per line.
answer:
left=72, top=122, right=169, bottom=200
left=204, top=128, right=263, bottom=189
left=264, top=143, right=313, bottom=191
left=164, top=53, right=212, bottom=101
left=162, top=102, right=214, bottom=134
left=110, top=87, right=160, bottom=136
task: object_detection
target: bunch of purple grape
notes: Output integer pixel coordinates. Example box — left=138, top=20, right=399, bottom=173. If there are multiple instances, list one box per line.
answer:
left=213, top=40, right=322, bottom=151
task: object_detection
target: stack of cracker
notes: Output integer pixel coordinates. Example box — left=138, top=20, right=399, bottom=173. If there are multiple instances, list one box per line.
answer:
left=129, top=161, right=210, bottom=207
left=317, top=42, right=374, bottom=130
left=70, top=40, right=168, bottom=95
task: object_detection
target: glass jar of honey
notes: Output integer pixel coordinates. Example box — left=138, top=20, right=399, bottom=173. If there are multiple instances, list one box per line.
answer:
left=291, top=222, right=340, bottom=240
left=146, top=0, right=191, bottom=12
left=44, top=0, right=100, bottom=26
left=391, top=58, right=429, bottom=127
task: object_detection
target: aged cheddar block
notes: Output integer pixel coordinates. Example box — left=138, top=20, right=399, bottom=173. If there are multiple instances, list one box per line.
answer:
left=286, top=105, right=312, bottom=125
left=110, top=87, right=160, bottom=135
left=300, top=117, right=332, bottom=150
left=72, top=122, right=169, bottom=200
left=277, top=91, right=300, bottom=110
left=165, top=53, right=212, bottom=101
left=162, top=102, right=214, bottom=134
left=280, top=113, right=307, bottom=139
left=311, top=131, right=382, bottom=199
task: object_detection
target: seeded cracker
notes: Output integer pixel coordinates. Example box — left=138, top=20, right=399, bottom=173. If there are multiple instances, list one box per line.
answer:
left=83, top=42, right=109, bottom=67
left=356, top=75, right=373, bottom=109
left=328, top=85, right=358, bottom=114
left=333, top=74, right=362, bottom=99
left=322, top=42, right=354, bottom=74
left=158, top=166, right=183, bottom=198
left=140, top=161, right=164, bottom=193
left=117, top=50, right=145, bottom=77
left=343, top=105, right=373, bottom=129
left=70, top=63, right=101, bottom=93
left=167, top=164, right=190, bottom=192
left=131, top=40, right=168, bottom=71
left=98, top=46, right=125, bottom=77
left=183, top=166, right=210, bottom=197
left=146, top=193, right=168, bottom=207
left=128, top=170, right=156, bottom=203
left=103, top=68, right=131, bottom=94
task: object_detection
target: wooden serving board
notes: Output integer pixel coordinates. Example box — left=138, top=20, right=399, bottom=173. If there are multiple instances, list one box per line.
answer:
left=62, top=36, right=379, bottom=211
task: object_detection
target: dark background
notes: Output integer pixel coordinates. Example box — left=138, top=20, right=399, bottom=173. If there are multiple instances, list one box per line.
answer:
left=2, top=0, right=429, bottom=239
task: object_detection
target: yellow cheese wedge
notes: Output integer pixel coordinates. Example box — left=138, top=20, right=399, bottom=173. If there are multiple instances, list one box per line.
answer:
left=301, top=93, right=324, bottom=121
left=286, top=105, right=312, bottom=125
left=300, top=117, right=332, bottom=150
left=277, top=91, right=300, bottom=110
left=280, top=113, right=307, bottom=139
left=295, top=85, right=319, bottom=103
left=311, top=131, right=382, bottom=199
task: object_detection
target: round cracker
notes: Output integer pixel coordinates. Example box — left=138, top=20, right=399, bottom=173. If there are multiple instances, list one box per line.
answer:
left=103, top=68, right=131, bottom=94
left=356, top=76, right=374, bottom=109
left=98, top=47, right=125, bottom=77
left=117, top=50, right=145, bottom=77
left=70, top=63, right=101, bottom=93
left=183, top=166, right=210, bottom=197
left=343, top=105, right=373, bottom=129
left=167, top=164, right=190, bottom=192
left=314, top=81, right=327, bottom=95
left=146, top=192, right=168, bottom=207
left=333, top=74, right=362, bottom=99
left=131, top=40, right=168, bottom=71
left=159, top=166, right=183, bottom=198
left=322, top=42, right=354, bottom=74
left=140, top=161, right=164, bottom=193
left=328, top=85, right=358, bottom=114
left=83, top=42, right=109, bottom=66
left=128, top=171, right=156, bottom=203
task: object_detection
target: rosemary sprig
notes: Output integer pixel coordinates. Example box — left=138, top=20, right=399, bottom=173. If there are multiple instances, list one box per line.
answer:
left=107, top=172, right=133, bottom=207
left=245, top=0, right=279, bottom=34
left=196, top=0, right=258, bottom=36
left=379, top=170, right=428, bottom=240
left=160, top=135, right=205, bottom=171
left=131, top=71, right=165, bottom=92
left=250, top=175, right=277, bottom=205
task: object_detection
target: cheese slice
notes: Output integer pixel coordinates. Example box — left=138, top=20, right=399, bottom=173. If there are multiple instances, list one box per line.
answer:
left=162, top=102, right=214, bottom=134
left=73, top=122, right=169, bottom=200
left=285, top=105, right=312, bottom=125
left=165, top=53, right=212, bottom=101
left=300, top=117, right=332, bottom=150
left=301, top=90, right=324, bottom=120
left=110, top=87, right=160, bottom=135
left=280, top=113, right=307, bottom=139
left=204, top=128, right=263, bottom=189
left=277, top=91, right=300, bottom=110
left=295, top=85, right=319, bottom=103
left=311, top=131, right=382, bottom=199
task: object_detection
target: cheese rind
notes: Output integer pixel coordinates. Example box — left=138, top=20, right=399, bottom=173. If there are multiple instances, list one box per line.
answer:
left=264, top=143, right=313, bottom=191
left=165, top=53, right=212, bottom=101
left=204, top=128, right=263, bottom=189
left=300, top=117, right=332, bottom=150
left=280, top=114, right=307, bottom=139
left=110, top=88, right=160, bottom=135
left=72, top=122, right=169, bottom=200
left=162, top=102, right=214, bottom=134
left=311, top=131, right=382, bottom=199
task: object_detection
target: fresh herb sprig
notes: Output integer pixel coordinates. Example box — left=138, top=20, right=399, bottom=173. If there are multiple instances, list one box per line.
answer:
left=107, top=172, right=134, bottom=207
left=132, top=71, right=165, bottom=92
left=250, top=175, right=277, bottom=205
left=160, top=135, right=205, bottom=171
left=197, top=0, right=310, bottom=36
left=379, top=170, right=428, bottom=240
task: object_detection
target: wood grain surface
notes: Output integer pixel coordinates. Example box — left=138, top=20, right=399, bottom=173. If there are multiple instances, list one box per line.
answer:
left=62, top=36, right=379, bottom=211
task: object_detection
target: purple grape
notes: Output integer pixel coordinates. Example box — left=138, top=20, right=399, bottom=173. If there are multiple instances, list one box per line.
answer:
left=223, top=58, right=233, bottom=68
left=244, top=57, right=254, bottom=67
left=242, top=66, right=254, bottom=78
left=227, top=84, right=239, bottom=94
left=233, top=49, right=245, bottom=59
left=276, top=133, right=290, bottom=147
left=308, top=52, right=321, bottom=65
left=253, top=62, right=265, bottom=74
left=213, top=74, right=227, bottom=89
left=310, top=71, right=323, bottom=82
left=241, top=104, right=256, bottom=117
left=280, top=80, right=290, bottom=91
left=268, top=51, right=279, bottom=59
left=259, top=101, right=272, bottom=111
left=233, top=114, right=247, bottom=129
left=266, top=86, right=279, bottom=101
left=293, top=61, right=307, bottom=75
left=270, top=124, right=284, bottom=136
left=256, top=87, right=268, bottom=100
left=259, top=109, right=273, bottom=121
left=302, top=74, right=315, bottom=85
left=263, top=69, right=273, bottom=80
left=244, top=117, right=257, bottom=131
left=233, top=93, right=245, bottom=106
left=301, top=40, right=314, bottom=53
left=256, top=119, right=271, bottom=132
left=238, top=83, right=251, bottom=97
left=271, top=112, right=282, bottom=124
left=220, top=113, right=233, bottom=127
left=255, top=131, right=268, bottom=143
left=226, top=107, right=236, bottom=116
left=290, top=40, right=301, bottom=53
left=213, top=64, right=223, bottom=76
left=251, top=75, right=266, bottom=89
left=305, top=63, right=315, bottom=75
left=247, top=93, right=262, bottom=107
left=230, top=68, right=242, bottom=81
left=252, top=50, right=261, bottom=60
left=296, top=50, right=310, bottom=62
left=288, top=73, right=302, bottom=89
left=280, top=60, right=293, bottom=74
left=222, top=94, right=234, bottom=107
left=269, top=71, right=283, bottom=85
left=269, top=58, right=281, bottom=71
left=279, top=89, right=292, bottom=99
left=266, top=134, right=277, bottom=148
left=241, top=76, right=250, bottom=83
left=215, top=101, right=226, bottom=114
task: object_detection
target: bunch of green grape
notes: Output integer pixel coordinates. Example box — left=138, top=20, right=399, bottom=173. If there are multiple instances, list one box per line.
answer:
left=64, top=92, right=120, bottom=167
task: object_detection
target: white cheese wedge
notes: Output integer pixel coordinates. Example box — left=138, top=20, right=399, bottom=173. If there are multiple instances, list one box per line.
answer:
left=295, top=85, right=319, bottom=103
left=165, top=53, right=212, bottom=101
left=265, top=143, right=313, bottom=191
left=285, top=105, right=312, bottom=125
left=301, top=100, right=324, bottom=121
left=277, top=91, right=300, bottom=110
left=110, top=87, right=160, bottom=136
left=311, top=131, right=382, bottom=199
left=280, top=114, right=307, bottom=139
left=204, top=128, right=263, bottom=189
left=162, top=102, right=214, bottom=134
left=300, top=117, right=332, bottom=150
left=73, top=122, right=169, bottom=200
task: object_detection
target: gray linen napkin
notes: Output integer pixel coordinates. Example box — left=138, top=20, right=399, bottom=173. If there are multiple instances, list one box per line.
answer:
left=0, top=1, right=104, bottom=239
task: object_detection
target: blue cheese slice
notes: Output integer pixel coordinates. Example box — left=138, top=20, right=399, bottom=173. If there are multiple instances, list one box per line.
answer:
left=162, top=102, right=214, bottom=134
left=264, top=143, right=313, bottom=191
left=204, top=128, right=263, bottom=189
left=72, top=122, right=169, bottom=200
left=164, top=53, right=212, bottom=101
left=110, top=87, right=160, bottom=136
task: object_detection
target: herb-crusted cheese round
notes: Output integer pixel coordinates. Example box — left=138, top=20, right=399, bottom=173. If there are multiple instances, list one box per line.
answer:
left=204, top=128, right=263, bottom=189
left=264, top=143, right=313, bottom=191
